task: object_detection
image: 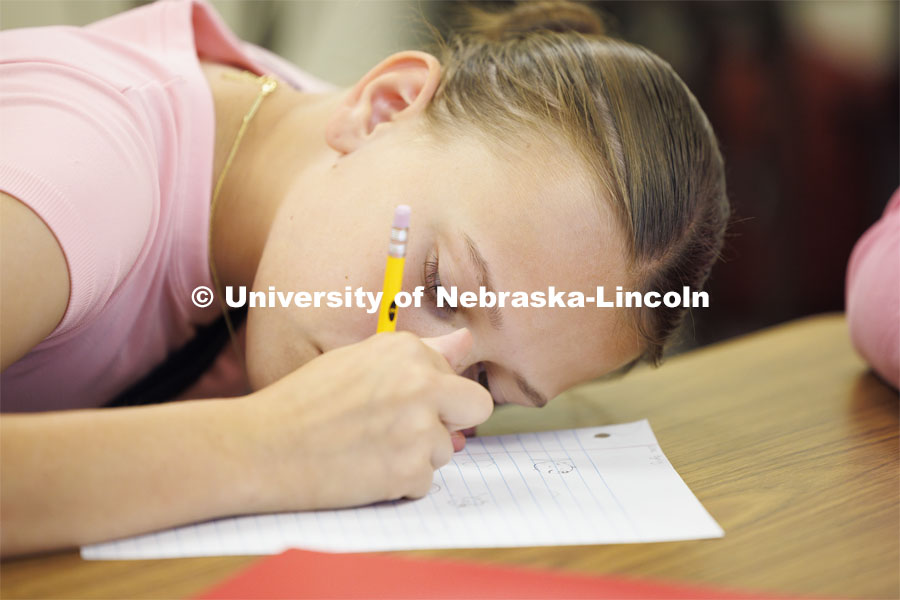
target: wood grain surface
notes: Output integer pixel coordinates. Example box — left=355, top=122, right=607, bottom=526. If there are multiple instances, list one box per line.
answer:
left=2, top=313, right=897, bottom=599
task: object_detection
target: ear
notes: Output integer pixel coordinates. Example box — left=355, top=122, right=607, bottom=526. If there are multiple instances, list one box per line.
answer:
left=325, top=51, right=441, bottom=155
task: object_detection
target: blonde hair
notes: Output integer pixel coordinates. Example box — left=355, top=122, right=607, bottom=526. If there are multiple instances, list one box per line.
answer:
left=425, top=0, right=730, bottom=365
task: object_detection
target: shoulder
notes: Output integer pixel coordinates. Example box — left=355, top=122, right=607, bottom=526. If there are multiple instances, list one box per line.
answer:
left=0, top=52, right=161, bottom=338
left=845, top=189, right=900, bottom=389
left=0, top=191, right=69, bottom=371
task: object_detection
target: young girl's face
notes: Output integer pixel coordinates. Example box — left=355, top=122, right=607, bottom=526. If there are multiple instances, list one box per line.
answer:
left=246, top=121, right=643, bottom=407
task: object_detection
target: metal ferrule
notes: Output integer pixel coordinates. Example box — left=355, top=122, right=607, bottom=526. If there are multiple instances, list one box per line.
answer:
left=388, top=226, right=408, bottom=258
left=388, top=239, right=407, bottom=258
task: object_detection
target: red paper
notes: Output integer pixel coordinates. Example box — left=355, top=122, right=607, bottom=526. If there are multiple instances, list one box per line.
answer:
left=196, top=548, right=805, bottom=599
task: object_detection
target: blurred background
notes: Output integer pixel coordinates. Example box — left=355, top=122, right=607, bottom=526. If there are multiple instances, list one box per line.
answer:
left=2, top=0, right=898, bottom=355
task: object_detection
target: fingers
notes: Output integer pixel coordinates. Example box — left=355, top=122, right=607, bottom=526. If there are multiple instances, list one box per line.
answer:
left=431, top=427, right=455, bottom=469
left=396, top=329, right=491, bottom=430
left=361, top=330, right=488, bottom=490
left=402, top=426, right=453, bottom=500
left=419, top=328, right=473, bottom=374
left=450, top=430, right=466, bottom=452
left=433, top=374, right=494, bottom=431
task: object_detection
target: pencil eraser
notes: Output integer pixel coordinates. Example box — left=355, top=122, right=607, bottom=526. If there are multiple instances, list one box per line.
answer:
left=393, top=205, right=411, bottom=229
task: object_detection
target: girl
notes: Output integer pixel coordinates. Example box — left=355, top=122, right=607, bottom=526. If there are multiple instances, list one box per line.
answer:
left=0, top=0, right=728, bottom=556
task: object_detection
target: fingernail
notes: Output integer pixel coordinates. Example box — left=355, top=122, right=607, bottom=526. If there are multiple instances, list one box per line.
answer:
left=451, top=431, right=466, bottom=452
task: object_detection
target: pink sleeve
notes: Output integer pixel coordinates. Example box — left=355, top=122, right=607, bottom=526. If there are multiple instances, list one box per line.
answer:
left=845, top=189, right=900, bottom=389
left=0, top=53, right=156, bottom=338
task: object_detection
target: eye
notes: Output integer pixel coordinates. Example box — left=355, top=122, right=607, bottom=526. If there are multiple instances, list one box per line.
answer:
left=423, top=249, right=457, bottom=316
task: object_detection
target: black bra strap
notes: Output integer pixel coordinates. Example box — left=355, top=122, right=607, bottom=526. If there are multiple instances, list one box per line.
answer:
left=104, top=306, right=248, bottom=408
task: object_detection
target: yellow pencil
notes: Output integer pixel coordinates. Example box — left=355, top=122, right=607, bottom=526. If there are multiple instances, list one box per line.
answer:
left=376, top=205, right=411, bottom=333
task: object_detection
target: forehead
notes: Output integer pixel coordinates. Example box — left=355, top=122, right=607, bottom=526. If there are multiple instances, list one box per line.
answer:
left=434, top=135, right=641, bottom=395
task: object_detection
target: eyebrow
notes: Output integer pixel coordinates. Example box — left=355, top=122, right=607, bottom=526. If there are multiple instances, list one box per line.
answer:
left=460, top=233, right=548, bottom=408
left=462, top=234, right=504, bottom=329
left=514, top=372, right=549, bottom=407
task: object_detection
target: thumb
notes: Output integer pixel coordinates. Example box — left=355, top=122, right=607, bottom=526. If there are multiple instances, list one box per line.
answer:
left=420, top=328, right=473, bottom=373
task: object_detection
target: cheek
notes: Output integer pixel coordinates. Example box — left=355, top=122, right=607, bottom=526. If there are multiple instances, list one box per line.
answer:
left=394, top=304, right=458, bottom=340
left=243, top=220, right=383, bottom=387
left=245, top=309, right=319, bottom=389
left=245, top=296, right=382, bottom=389
left=242, top=175, right=446, bottom=385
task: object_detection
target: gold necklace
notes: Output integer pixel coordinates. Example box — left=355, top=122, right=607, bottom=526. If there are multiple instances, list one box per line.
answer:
left=208, top=71, right=278, bottom=367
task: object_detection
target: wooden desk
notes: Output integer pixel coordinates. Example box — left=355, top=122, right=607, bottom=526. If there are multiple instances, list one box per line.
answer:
left=2, top=314, right=897, bottom=599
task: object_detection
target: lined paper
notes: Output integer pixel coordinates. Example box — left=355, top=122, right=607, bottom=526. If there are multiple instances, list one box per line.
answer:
left=82, top=420, right=723, bottom=559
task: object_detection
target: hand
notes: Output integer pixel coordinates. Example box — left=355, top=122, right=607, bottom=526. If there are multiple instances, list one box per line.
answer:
left=236, top=329, right=493, bottom=512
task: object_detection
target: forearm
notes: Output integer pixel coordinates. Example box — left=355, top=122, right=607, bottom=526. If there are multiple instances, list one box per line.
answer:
left=0, top=330, right=494, bottom=557
left=0, top=398, right=259, bottom=557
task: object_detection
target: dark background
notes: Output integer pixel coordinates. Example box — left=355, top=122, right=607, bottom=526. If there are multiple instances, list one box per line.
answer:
left=599, top=1, right=898, bottom=351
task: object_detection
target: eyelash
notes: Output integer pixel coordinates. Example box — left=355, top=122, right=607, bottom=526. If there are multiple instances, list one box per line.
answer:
left=424, top=251, right=492, bottom=396
left=423, top=251, right=457, bottom=316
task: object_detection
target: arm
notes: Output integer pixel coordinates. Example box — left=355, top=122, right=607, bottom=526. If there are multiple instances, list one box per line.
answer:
left=2, top=192, right=244, bottom=556
left=0, top=191, right=264, bottom=556
left=0, top=191, right=69, bottom=371
left=1, top=330, right=492, bottom=558
left=1, top=180, right=491, bottom=557
left=0, top=398, right=254, bottom=556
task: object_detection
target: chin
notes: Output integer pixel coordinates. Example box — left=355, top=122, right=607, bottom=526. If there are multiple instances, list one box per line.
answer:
left=246, top=339, right=323, bottom=391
